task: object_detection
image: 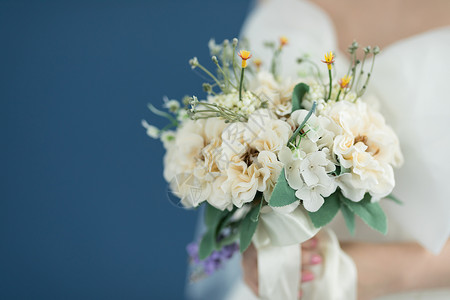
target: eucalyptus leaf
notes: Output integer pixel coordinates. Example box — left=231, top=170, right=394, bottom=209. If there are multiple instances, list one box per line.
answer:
left=291, top=83, right=310, bottom=112
left=239, top=203, right=263, bottom=252
left=204, top=203, right=227, bottom=230
left=308, top=191, right=340, bottom=228
left=340, top=202, right=355, bottom=235
left=198, top=230, right=215, bottom=260
left=269, top=168, right=297, bottom=207
left=385, top=194, right=403, bottom=205
left=340, top=193, right=387, bottom=235
left=217, top=230, right=239, bottom=249
left=216, top=207, right=238, bottom=235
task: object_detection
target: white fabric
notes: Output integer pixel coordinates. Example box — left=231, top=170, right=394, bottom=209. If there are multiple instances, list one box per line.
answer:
left=226, top=229, right=357, bottom=300
left=252, top=206, right=319, bottom=299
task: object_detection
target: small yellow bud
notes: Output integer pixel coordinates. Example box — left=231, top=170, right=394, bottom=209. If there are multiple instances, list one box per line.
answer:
left=279, top=36, right=288, bottom=47
left=238, top=50, right=252, bottom=68
left=339, top=75, right=352, bottom=89
left=321, top=51, right=335, bottom=70
left=254, top=58, right=262, bottom=70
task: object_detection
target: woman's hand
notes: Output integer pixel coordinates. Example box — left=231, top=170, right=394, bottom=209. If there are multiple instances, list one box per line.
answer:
left=341, top=239, right=450, bottom=300
left=242, top=237, right=322, bottom=299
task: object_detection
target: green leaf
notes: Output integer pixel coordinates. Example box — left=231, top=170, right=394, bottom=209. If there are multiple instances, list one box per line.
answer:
left=340, top=202, right=355, bottom=235
left=340, top=193, right=387, bottom=235
left=307, top=191, right=340, bottom=228
left=385, top=194, right=403, bottom=205
left=239, top=203, right=263, bottom=252
left=198, top=230, right=215, bottom=259
left=200, top=204, right=236, bottom=258
left=334, top=165, right=351, bottom=176
left=216, top=207, right=238, bottom=235
left=287, top=101, right=317, bottom=146
left=217, top=229, right=239, bottom=249
left=269, top=168, right=298, bottom=207
left=204, top=203, right=227, bottom=230
left=291, top=83, right=310, bottom=112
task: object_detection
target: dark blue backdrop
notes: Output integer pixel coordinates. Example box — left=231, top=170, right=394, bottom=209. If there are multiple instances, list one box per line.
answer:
left=0, top=1, right=250, bottom=298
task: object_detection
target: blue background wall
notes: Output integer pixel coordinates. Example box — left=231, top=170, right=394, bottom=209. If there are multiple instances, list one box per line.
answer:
left=0, top=1, right=250, bottom=298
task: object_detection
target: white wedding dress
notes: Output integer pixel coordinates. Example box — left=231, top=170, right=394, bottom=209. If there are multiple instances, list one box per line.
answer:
left=186, top=0, right=450, bottom=299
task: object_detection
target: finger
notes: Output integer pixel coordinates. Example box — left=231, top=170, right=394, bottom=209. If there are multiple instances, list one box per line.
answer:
left=301, top=237, right=318, bottom=250
left=301, top=269, right=315, bottom=283
left=301, top=249, right=322, bottom=266
left=298, top=289, right=303, bottom=299
left=242, top=243, right=259, bottom=296
left=244, top=275, right=259, bottom=296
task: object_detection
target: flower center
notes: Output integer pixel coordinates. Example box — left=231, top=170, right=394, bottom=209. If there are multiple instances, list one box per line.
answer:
left=242, top=147, right=258, bottom=166
left=354, top=135, right=380, bottom=156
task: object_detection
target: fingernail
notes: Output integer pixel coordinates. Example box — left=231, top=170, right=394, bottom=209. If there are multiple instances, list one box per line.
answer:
left=302, top=272, right=314, bottom=282
left=311, top=254, right=322, bottom=265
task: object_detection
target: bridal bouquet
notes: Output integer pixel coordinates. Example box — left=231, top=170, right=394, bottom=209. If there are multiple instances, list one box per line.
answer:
left=143, top=37, right=403, bottom=299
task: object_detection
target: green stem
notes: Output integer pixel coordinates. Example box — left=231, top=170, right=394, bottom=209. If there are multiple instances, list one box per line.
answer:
left=239, top=67, right=245, bottom=101
left=147, top=103, right=178, bottom=126
left=327, top=69, right=332, bottom=101
left=355, top=52, right=368, bottom=90
left=232, top=45, right=239, bottom=84
left=287, top=101, right=317, bottom=146
left=214, top=61, right=237, bottom=90
left=197, top=63, right=223, bottom=92
left=336, top=88, right=342, bottom=101
left=357, top=55, right=376, bottom=97
left=270, top=49, right=281, bottom=78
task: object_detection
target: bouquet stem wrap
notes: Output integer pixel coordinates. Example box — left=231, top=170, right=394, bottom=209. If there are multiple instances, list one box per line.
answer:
left=253, top=207, right=357, bottom=300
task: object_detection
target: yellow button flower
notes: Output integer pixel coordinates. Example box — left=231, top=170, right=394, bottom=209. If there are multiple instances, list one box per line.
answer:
left=321, top=51, right=335, bottom=70
left=253, top=58, right=262, bottom=70
left=339, top=75, right=352, bottom=89
left=279, top=36, right=288, bottom=47
left=238, top=50, right=252, bottom=68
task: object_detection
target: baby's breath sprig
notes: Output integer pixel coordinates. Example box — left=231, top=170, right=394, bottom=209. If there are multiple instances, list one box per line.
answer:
left=296, top=55, right=326, bottom=94
left=188, top=96, right=248, bottom=123
left=212, top=56, right=237, bottom=92
left=189, top=57, right=224, bottom=92
left=231, top=38, right=240, bottom=83
left=357, top=46, right=380, bottom=97
left=267, top=36, right=288, bottom=79
left=354, top=46, right=371, bottom=90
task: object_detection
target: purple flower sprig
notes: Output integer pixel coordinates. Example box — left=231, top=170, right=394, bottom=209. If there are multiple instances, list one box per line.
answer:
left=187, top=241, right=239, bottom=280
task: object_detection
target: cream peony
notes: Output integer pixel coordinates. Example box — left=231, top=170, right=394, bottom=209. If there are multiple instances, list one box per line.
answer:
left=323, top=100, right=403, bottom=201
left=244, top=109, right=292, bottom=152
left=250, top=71, right=296, bottom=116
left=163, top=118, right=228, bottom=208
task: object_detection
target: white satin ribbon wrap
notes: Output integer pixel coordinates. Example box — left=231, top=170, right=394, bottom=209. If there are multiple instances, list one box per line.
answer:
left=253, top=206, right=357, bottom=300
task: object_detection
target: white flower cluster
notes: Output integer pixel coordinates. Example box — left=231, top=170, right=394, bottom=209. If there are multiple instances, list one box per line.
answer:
left=159, top=77, right=402, bottom=213
left=207, top=90, right=262, bottom=115
left=302, top=81, right=358, bottom=113
left=278, top=110, right=340, bottom=212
